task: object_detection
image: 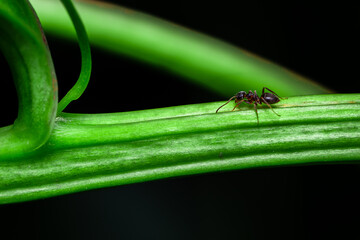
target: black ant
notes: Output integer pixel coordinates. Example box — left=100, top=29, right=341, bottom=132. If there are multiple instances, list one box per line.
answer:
left=216, top=87, right=286, bottom=123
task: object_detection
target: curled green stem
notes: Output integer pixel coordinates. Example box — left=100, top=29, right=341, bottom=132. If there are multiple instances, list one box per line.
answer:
left=57, top=0, right=91, bottom=114
left=0, top=0, right=57, bottom=160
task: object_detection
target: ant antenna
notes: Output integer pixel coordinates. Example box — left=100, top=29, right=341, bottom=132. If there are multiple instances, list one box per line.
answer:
left=216, top=96, right=236, bottom=113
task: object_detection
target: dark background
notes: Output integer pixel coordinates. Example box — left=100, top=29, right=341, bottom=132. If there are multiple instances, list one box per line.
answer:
left=1, top=0, right=359, bottom=239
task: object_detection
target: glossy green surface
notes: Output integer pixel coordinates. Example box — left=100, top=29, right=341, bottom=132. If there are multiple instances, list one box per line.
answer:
left=30, top=0, right=330, bottom=97
left=1, top=0, right=358, bottom=204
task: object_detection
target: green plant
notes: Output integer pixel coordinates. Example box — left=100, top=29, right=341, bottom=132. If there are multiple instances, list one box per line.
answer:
left=0, top=0, right=359, bottom=204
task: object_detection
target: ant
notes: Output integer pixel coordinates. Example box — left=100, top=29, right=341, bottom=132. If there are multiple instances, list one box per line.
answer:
left=216, top=87, right=286, bottom=124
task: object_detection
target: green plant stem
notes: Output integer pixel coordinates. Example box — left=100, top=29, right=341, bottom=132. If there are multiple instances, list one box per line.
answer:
left=1, top=94, right=359, bottom=204
left=0, top=0, right=57, bottom=160
left=57, top=0, right=91, bottom=114
left=30, top=0, right=330, bottom=97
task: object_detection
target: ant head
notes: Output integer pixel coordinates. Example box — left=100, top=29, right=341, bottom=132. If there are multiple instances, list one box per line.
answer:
left=235, top=91, right=246, bottom=100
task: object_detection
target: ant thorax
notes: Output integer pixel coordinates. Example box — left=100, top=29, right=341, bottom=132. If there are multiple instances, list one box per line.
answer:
left=245, top=90, right=260, bottom=103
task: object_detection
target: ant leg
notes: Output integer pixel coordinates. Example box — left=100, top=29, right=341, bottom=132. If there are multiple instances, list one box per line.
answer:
left=261, top=97, right=281, bottom=116
left=216, top=96, right=236, bottom=113
left=262, top=87, right=287, bottom=99
left=254, top=103, right=259, bottom=124
left=231, top=100, right=244, bottom=111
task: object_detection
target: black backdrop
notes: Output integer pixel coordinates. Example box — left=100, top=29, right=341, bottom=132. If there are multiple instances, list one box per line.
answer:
left=1, top=0, right=359, bottom=239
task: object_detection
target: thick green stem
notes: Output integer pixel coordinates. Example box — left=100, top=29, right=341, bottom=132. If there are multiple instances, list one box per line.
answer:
left=1, top=94, right=359, bottom=203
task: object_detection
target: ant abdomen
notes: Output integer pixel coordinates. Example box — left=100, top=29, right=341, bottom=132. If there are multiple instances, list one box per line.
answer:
left=262, top=93, right=280, bottom=104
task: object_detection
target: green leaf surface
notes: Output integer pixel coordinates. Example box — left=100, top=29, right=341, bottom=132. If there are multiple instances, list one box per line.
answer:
left=1, top=94, right=359, bottom=204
